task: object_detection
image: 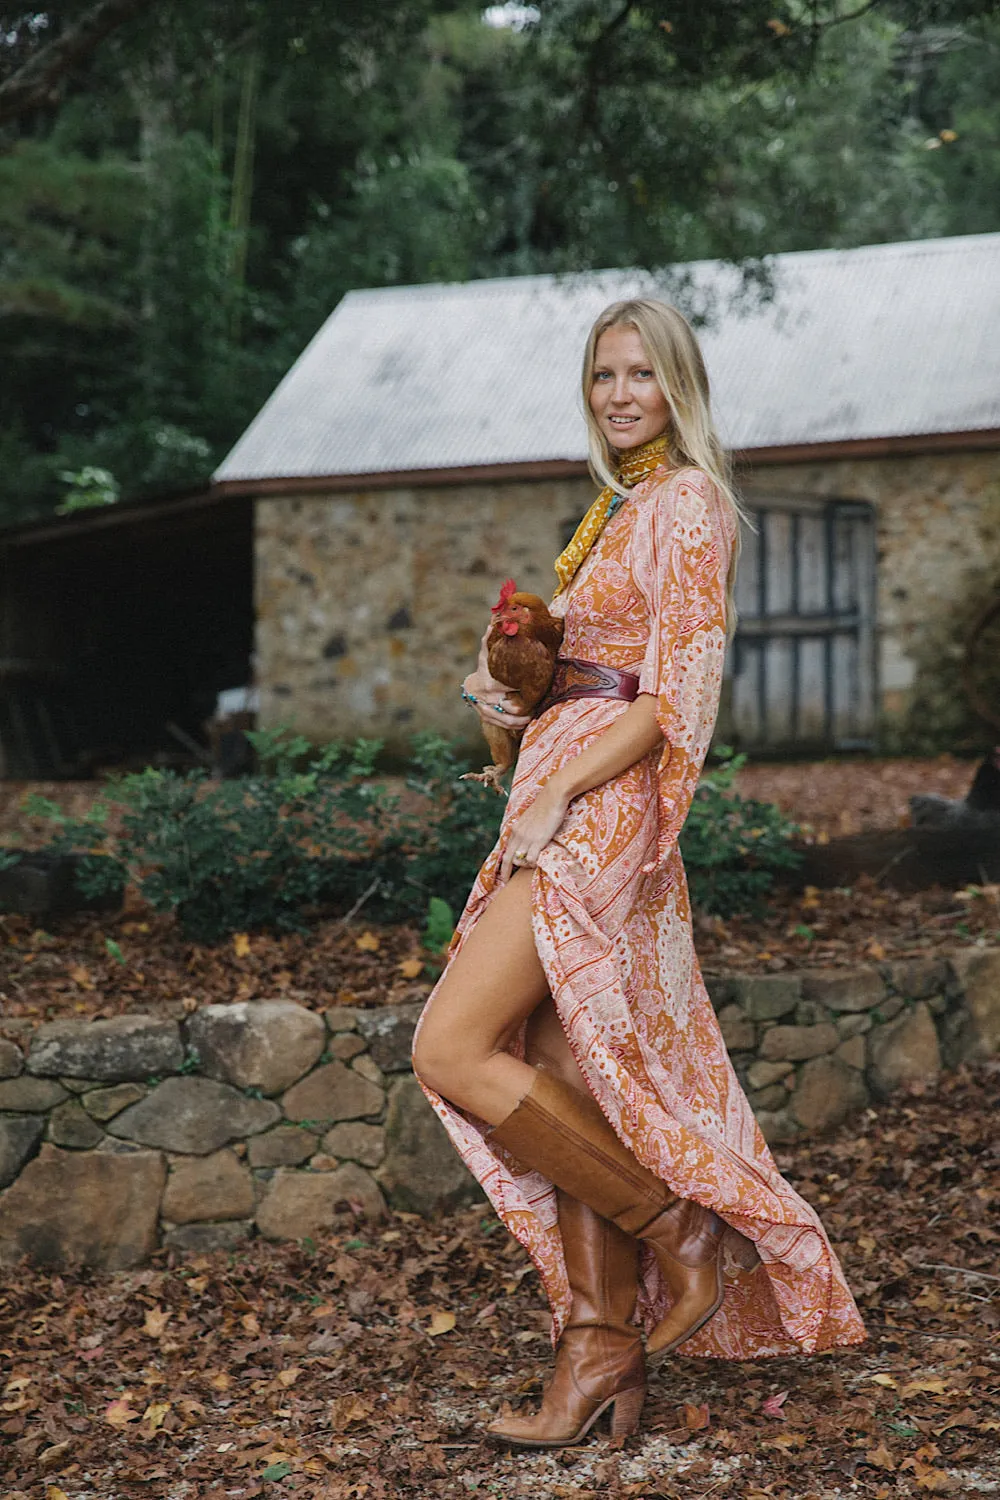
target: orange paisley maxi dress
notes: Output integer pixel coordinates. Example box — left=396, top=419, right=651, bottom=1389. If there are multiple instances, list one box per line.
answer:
left=416, top=463, right=866, bottom=1359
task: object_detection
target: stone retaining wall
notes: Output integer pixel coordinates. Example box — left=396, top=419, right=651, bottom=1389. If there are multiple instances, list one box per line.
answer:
left=1, top=948, right=997, bottom=1268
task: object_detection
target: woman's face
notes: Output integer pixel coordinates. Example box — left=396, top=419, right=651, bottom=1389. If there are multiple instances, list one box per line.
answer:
left=589, top=324, right=670, bottom=451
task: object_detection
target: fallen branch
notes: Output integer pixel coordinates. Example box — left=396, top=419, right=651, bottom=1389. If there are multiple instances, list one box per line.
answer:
left=330, top=876, right=381, bottom=934
left=915, top=1263, right=1000, bottom=1283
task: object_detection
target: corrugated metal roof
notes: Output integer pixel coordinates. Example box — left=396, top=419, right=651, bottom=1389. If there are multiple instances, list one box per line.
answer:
left=215, top=234, right=1000, bottom=483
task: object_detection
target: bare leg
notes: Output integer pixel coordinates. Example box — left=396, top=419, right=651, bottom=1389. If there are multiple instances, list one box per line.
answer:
left=413, top=869, right=551, bottom=1124
left=525, top=995, right=590, bottom=1095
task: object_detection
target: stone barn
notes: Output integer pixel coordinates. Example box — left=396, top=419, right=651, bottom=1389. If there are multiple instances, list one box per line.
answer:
left=7, top=234, right=998, bottom=779
left=213, top=232, right=1000, bottom=758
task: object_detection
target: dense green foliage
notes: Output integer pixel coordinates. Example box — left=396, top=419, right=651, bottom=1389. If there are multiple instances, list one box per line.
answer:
left=22, top=731, right=506, bottom=941
left=680, top=747, right=802, bottom=917
left=21, top=732, right=798, bottom=939
left=1, top=0, right=999, bottom=524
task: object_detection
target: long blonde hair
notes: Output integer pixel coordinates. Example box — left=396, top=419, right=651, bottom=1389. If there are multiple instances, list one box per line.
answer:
left=581, top=298, right=747, bottom=634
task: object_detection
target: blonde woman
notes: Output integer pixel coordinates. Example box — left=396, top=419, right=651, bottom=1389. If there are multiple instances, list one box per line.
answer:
left=413, top=300, right=864, bottom=1447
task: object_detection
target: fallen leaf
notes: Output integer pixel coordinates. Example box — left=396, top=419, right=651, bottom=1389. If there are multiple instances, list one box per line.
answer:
left=39, top=1441, right=72, bottom=1470
left=900, top=1377, right=948, bottom=1398
left=355, top=931, right=380, bottom=952
left=426, top=1309, right=456, bottom=1337
left=398, top=957, right=423, bottom=979
left=327, top=1394, right=371, bottom=1432
left=209, top=1371, right=231, bottom=1391
left=865, top=1444, right=896, bottom=1471
left=142, top=1306, right=171, bottom=1338
left=46, top=1489, right=71, bottom=1500
left=767, top=18, right=791, bottom=36
left=232, top=932, right=251, bottom=958
left=68, top=964, right=94, bottom=989
left=761, top=1389, right=789, bottom=1419
left=681, top=1402, right=710, bottom=1431
left=143, top=1401, right=171, bottom=1431
left=104, top=1396, right=139, bottom=1428
left=277, top=1366, right=301, bottom=1387
left=871, top=1373, right=898, bottom=1388
left=241, top=1312, right=261, bottom=1335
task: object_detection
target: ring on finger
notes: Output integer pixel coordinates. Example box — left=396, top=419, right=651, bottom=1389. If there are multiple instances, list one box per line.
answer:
left=515, top=849, right=528, bottom=863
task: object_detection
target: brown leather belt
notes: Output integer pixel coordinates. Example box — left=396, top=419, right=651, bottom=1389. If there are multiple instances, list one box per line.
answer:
left=534, top=656, right=641, bottom=718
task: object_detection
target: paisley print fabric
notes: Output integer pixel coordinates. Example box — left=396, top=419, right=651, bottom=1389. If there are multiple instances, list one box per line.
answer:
left=416, top=465, right=866, bottom=1359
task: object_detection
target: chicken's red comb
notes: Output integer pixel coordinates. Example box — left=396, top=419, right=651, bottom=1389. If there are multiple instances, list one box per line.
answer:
left=491, top=578, right=517, bottom=613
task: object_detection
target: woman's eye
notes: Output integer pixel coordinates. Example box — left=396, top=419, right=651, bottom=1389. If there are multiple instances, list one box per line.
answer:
left=594, top=371, right=611, bottom=381
left=636, top=369, right=653, bottom=378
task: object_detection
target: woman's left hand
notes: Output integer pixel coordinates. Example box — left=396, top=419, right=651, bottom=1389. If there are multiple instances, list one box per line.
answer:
left=499, top=778, right=571, bottom=883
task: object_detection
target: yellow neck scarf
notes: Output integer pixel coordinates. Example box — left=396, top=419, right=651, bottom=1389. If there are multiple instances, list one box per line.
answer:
left=553, top=434, right=671, bottom=595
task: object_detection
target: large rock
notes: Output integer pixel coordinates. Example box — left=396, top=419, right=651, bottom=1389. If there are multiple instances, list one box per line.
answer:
left=790, top=1056, right=868, bottom=1133
left=754, top=1110, right=800, bottom=1145
left=0, top=1116, right=45, bottom=1188
left=48, top=1100, right=104, bottom=1149
left=161, top=1148, right=255, bottom=1224
left=883, top=959, right=950, bottom=1002
left=717, top=1005, right=755, bottom=1052
left=162, top=1219, right=254, bottom=1253
left=868, top=1002, right=941, bottom=1098
left=281, top=1061, right=383, bottom=1125
left=0, top=1077, right=67, bottom=1111
left=730, top=976, right=800, bottom=1021
left=321, top=1121, right=385, bottom=1168
left=256, top=1163, right=386, bottom=1240
left=800, top=969, right=885, bottom=1013
left=760, top=1023, right=839, bottom=1062
left=27, top=1016, right=183, bottom=1081
left=186, top=1001, right=326, bottom=1095
left=106, top=1077, right=280, bottom=1154
left=0, top=1143, right=165, bottom=1268
left=355, top=1004, right=423, bottom=1072
left=949, top=949, right=1000, bottom=1059
left=247, top=1124, right=319, bottom=1168
left=746, top=1060, right=794, bottom=1090
left=376, top=1076, right=481, bottom=1214
left=81, top=1083, right=147, bottom=1121
left=0, top=1041, right=24, bottom=1079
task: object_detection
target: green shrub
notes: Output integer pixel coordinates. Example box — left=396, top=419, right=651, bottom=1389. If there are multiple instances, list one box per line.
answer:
left=679, top=747, right=801, bottom=917
left=24, top=730, right=502, bottom=942
left=23, top=734, right=795, bottom=940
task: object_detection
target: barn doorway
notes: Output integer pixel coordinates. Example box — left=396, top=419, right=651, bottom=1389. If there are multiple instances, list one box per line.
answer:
left=0, top=491, right=253, bottom=777
left=730, top=493, right=877, bottom=753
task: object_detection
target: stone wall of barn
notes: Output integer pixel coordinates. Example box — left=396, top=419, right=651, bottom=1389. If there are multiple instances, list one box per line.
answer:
left=254, top=477, right=595, bottom=751
left=1, top=950, right=997, bottom=1268
left=252, top=449, right=1000, bottom=751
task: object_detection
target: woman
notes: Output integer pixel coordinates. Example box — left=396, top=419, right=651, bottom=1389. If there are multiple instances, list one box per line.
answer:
left=412, top=299, right=864, bottom=1448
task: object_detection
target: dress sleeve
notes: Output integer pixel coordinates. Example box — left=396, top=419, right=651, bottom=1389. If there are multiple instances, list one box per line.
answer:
left=634, top=468, right=733, bottom=874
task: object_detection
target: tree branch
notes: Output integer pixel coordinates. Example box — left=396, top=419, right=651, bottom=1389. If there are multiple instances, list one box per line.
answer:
left=0, top=0, right=149, bottom=126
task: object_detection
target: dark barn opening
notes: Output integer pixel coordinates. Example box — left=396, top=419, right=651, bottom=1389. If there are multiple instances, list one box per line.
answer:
left=0, top=492, right=253, bottom=777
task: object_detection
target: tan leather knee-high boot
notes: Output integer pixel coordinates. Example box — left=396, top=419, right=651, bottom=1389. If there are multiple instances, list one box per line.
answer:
left=488, top=1190, right=646, bottom=1447
left=492, top=1070, right=735, bottom=1361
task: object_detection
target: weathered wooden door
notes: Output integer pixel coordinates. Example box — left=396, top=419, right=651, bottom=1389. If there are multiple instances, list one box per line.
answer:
left=729, top=494, right=877, bottom=752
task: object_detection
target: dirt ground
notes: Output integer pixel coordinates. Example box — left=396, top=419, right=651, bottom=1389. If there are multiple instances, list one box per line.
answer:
left=2, top=1063, right=998, bottom=1499
left=734, top=756, right=979, bottom=840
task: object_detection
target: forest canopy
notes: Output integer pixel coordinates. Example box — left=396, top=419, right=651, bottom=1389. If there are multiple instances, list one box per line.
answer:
left=1, top=0, right=999, bottom=524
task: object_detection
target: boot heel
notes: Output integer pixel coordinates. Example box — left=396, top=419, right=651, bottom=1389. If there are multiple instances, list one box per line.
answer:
left=610, top=1384, right=645, bottom=1437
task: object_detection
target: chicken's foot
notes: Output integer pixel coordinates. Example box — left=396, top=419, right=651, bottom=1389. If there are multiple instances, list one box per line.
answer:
left=460, top=765, right=510, bottom=796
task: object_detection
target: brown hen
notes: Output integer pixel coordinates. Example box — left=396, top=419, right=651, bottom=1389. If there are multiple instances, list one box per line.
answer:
left=464, top=578, right=564, bottom=794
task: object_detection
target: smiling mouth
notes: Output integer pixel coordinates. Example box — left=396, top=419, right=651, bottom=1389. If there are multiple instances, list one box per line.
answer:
left=608, top=415, right=639, bottom=425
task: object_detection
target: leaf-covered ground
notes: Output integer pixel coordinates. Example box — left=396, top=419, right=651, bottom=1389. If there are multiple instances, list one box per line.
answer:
left=2, top=1064, right=998, bottom=1499
left=3, top=870, right=1000, bottom=1028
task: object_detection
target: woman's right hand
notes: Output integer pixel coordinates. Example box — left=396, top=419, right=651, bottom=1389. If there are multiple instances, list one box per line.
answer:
left=463, top=629, right=531, bottom=731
